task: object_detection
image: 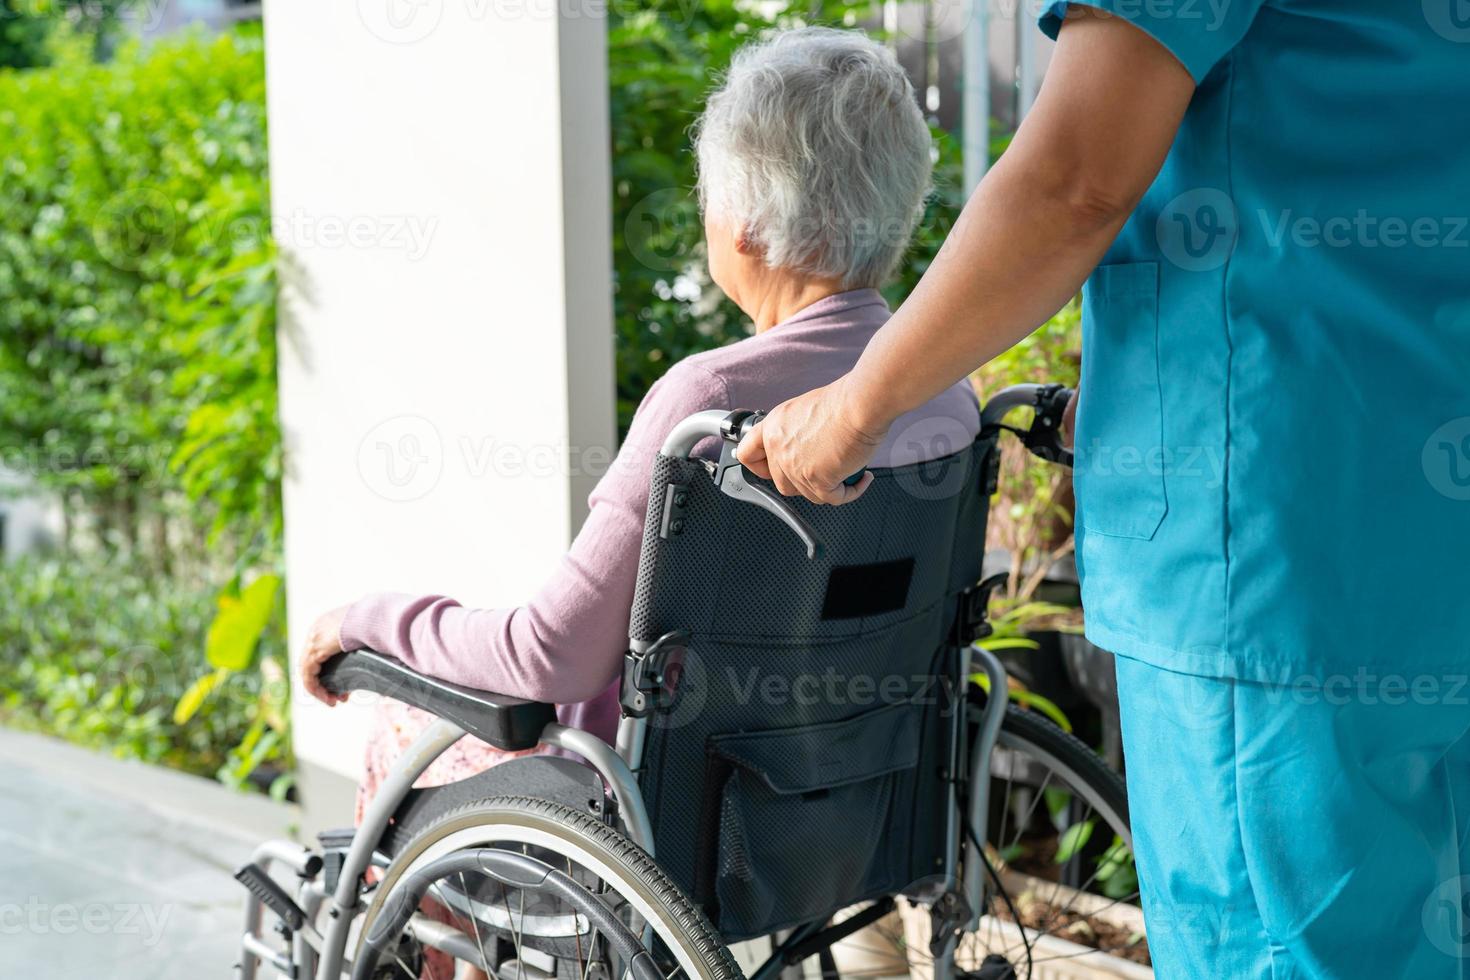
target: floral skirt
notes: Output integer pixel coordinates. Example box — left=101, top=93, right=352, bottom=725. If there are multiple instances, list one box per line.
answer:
left=355, top=698, right=543, bottom=979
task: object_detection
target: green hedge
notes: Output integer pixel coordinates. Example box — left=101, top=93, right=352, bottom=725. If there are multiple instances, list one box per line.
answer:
left=0, top=28, right=286, bottom=789
left=0, top=27, right=279, bottom=552
left=0, top=557, right=289, bottom=792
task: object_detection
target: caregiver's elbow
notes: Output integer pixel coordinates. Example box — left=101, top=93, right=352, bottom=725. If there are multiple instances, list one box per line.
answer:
left=1056, top=173, right=1142, bottom=240
left=993, top=143, right=1142, bottom=245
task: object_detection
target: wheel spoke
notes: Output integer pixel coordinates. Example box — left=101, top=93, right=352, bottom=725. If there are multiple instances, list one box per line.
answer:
left=500, top=882, right=526, bottom=979
left=951, top=720, right=1139, bottom=980
left=461, top=871, right=493, bottom=975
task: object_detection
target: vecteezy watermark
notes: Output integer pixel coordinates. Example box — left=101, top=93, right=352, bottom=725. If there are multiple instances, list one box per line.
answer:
left=1423, top=875, right=1470, bottom=957
left=357, top=416, right=444, bottom=502
left=1423, top=0, right=1470, bottom=43
left=1076, top=439, right=1227, bottom=489
left=354, top=0, right=700, bottom=43
left=725, top=666, right=943, bottom=711
left=1136, top=901, right=1242, bottom=945
left=0, top=899, right=173, bottom=947
left=624, top=189, right=702, bottom=275
left=91, top=188, right=180, bottom=273
left=90, top=191, right=439, bottom=271
left=887, top=415, right=981, bottom=500
left=274, top=209, right=439, bottom=262
left=1258, top=669, right=1470, bottom=708
left=1423, top=417, right=1470, bottom=501
left=1156, top=188, right=1238, bottom=272
left=1257, top=209, right=1470, bottom=250
left=356, top=0, right=446, bottom=44
left=355, top=416, right=619, bottom=502
left=0, top=0, right=173, bottom=31
left=0, top=440, right=174, bottom=490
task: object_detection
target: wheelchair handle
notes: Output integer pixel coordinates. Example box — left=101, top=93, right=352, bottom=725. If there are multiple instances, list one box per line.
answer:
left=980, top=383, right=1075, bottom=468
left=660, top=409, right=825, bottom=560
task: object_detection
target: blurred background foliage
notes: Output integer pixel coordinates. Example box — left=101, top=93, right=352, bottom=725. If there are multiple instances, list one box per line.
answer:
left=0, top=20, right=288, bottom=789
left=0, top=2, right=1078, bottom=791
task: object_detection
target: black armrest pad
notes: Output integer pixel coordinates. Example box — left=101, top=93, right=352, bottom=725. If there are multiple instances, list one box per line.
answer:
left=318, top=650, right=557, bottom=752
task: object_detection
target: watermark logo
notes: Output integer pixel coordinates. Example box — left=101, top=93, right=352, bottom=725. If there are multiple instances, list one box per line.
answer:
left=1156, top=188, right=1237, bottom=272
left=888, top=416, right=975, bottom=500
left=1258, top=209, right=1468, bottom=250
left=644, top=645, right=709, bottom=732
left=357, top=416, right=444, bottom=502
left=624, top=189, right=700, bottom=274
left=1, top=1, right=172, bottom=32
left=1424, top=0, right=1470, bottom=42
left=1127, top=665, right=1225, bottom=733
left=1423, top=417, right=1470, bottom=500
left=92, top=188, right=179, bottom=272
left=0, top=899, right=172, bottom=947
left=357, top=0, right=445, bottom=44
left=1423, top=875, right=1470, bottom=957
left=274, top=209, right=439, bottom=261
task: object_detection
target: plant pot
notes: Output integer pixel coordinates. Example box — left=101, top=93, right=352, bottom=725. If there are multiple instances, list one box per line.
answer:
left=830, top=905, right=910, bottom=978
left=899, top=871, right=1151, bottom=980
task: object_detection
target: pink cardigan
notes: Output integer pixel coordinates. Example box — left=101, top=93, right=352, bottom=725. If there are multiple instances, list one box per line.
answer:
left=340, top=289, right=981, bottom=744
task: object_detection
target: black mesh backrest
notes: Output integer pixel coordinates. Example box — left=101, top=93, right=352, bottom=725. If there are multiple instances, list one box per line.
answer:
left=628, top=435, right=998, bottom=940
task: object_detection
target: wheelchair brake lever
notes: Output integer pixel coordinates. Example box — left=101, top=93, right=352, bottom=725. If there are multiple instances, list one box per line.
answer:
left=1020, top=384, right=1075, bottom=469
left=712, top=410, right=824, bottom=560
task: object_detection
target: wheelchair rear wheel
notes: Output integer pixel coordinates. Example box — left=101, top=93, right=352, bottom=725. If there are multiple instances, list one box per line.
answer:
left=356, top=796, right=740, bottom=980
left=839, top=702, right=1143, bottom=979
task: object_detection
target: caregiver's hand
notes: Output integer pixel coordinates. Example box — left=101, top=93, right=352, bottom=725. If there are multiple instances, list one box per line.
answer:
left=737, top=377, right=882, bottom=504
left=300, top=604, right=351, bottom=706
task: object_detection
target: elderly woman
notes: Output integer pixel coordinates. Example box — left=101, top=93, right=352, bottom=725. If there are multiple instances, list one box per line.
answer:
left=299, top=26, right=980, bottom=820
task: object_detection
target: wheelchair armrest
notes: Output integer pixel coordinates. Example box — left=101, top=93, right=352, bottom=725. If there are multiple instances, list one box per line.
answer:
left=318, top=650, right=557, bottom=752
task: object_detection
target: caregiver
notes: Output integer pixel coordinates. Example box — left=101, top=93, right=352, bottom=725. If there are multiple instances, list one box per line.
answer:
left=739, top=3, right=1470, bottom=976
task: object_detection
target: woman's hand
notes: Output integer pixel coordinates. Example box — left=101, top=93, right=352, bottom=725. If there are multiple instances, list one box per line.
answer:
left=300, top=604, right=352, bottom=706
left=737, top=377, right=884, bottom=504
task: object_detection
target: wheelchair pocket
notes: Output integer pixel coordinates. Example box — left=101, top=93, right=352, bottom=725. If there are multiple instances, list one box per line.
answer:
left=697, top=698, right=923, bottom=937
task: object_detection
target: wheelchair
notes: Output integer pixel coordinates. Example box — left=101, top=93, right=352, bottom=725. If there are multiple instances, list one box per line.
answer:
left=235, top=383, right=1138, bottom=980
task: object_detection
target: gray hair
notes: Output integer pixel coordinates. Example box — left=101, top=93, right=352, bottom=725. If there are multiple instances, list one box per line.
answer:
left=693, top=28, right=933, bottom=289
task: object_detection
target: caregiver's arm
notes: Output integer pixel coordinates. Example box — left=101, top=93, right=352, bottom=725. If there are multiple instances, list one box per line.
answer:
left=738, top=11, right=1195, bottom=503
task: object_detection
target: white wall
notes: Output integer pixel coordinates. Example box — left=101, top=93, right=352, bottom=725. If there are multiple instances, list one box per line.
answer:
left=263, top=0, right=615, bottom=794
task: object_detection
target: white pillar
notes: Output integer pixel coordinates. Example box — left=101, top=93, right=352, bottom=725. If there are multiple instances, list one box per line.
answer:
left=263, top=0, right=614, bottom=829
left=1015, top=4, right=1038, bottom=120
left=962, top=0, right=990, bottom=192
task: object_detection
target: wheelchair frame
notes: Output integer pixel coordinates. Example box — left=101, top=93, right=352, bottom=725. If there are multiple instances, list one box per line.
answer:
left=236, top=383, right=1074, bottom=980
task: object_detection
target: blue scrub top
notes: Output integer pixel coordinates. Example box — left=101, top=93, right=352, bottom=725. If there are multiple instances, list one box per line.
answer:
left=1039, top=1, right=1470, bottom=684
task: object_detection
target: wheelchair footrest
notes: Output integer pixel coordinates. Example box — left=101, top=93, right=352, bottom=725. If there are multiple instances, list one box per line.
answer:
left=235, top=862, right=306, bottom=932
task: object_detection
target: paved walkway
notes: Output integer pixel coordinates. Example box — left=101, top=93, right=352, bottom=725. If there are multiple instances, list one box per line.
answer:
left=0, top=730, right=296, bottom=979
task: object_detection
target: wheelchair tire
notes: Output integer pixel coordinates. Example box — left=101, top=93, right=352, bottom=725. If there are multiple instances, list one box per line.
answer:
left=994, top=703, right=1129, bottom=846
left=358, top=796, right=741, bottom=980
left=853, top=700, right=1141, bottom=980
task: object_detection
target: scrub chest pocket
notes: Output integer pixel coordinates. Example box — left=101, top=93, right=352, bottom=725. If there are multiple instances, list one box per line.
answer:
left=1074, top=262, right=1168, bottom=540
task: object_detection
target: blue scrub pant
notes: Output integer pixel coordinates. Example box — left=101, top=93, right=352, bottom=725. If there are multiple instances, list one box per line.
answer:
left=1115, top=656, right=1470, bottom=979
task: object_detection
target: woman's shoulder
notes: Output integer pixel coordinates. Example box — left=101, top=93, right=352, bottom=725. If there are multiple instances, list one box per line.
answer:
left=619, top=355, right=735, bottom=460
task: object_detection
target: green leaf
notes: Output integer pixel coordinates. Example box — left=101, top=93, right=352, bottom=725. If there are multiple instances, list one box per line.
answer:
left=1006, top=689, right=1073, bottom=732
left=205, top=573, right=280, bottom=670
left=1096, top=838, right=1140, bottom=899
left=1054, top=819, right=1095, bottom=864
left=1044, top=787, right=1072, bottom=821
left=975, top=637, right=1041, bottom=651
left=173, top=666, right=231, bottom=724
